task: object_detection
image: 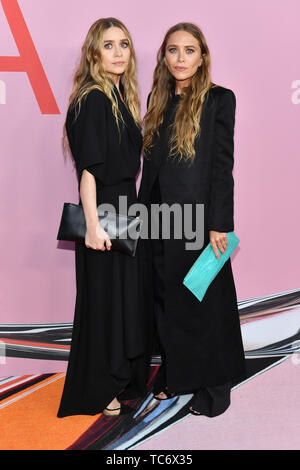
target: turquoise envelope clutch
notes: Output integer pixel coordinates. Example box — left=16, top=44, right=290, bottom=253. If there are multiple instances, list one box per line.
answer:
left=183, top=231, right=240, bottom=302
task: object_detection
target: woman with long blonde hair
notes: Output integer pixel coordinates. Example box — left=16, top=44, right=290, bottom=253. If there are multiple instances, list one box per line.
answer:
left=57, top=18, right=149, bottom=418
left=139, top=22, right=246, bottom=416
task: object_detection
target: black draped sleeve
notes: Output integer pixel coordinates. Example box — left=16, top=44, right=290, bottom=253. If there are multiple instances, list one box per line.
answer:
left=66, top=89, right=108, bottom=188
left=207, top=89, right=236, bottom=232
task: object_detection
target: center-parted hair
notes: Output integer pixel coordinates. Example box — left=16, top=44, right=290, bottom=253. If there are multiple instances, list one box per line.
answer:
left=143, top=22, right=214, bottom=162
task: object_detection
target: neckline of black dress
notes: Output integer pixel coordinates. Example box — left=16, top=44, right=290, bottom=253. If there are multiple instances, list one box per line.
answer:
left=169, top=92, right=183, bottom=108
left=112, top=82, right=142, bottom=151
left=172, top=95, right=181, bottom=100
left=113, top=82, right=125, bottom=102
left=170, top=87, right=183, bottom=102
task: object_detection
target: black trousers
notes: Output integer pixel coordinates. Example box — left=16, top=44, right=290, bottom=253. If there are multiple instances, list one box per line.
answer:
left=151, top=234, right=231, bottom=418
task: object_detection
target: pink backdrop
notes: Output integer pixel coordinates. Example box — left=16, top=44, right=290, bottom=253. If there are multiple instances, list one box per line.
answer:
left=0, top=0, right=299, bottom=374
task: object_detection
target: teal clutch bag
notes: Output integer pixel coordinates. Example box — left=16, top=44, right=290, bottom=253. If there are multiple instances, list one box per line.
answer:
left=183, top=232, right=240, bottom=302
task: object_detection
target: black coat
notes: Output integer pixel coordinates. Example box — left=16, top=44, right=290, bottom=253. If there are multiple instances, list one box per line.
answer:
left=57, top=86, right=150, bottom=417
left=138, top=85, right=246, bottom=392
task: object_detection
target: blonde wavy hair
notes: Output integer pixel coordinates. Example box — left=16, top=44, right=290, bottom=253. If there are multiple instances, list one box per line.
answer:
left=63, top=17, right=141, bottom=156
left=143, top=22, right=215, bottom=163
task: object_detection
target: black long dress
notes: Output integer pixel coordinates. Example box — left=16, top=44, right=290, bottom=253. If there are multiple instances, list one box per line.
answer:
left=57, top=86, right=150, bottom=417
left=138, top=85, right=246, bottom=416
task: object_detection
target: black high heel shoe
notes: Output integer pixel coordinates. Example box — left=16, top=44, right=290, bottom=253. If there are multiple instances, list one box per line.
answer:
left=153, top=387, right=175, bottom=400
left=102, top=402, right=136, bottom=417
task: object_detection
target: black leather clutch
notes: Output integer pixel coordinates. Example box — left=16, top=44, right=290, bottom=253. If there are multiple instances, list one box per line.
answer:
left=57, top=202, right=142, bottom=257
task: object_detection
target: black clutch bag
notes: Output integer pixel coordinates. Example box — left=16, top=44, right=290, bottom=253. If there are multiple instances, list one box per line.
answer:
left=57, top=202, right=142, bottom=257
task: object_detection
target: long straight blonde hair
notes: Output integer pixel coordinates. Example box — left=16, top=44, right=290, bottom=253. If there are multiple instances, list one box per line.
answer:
left=143, top=22, right=215, bottom=163
left=63, top=17, right=141, bottom=155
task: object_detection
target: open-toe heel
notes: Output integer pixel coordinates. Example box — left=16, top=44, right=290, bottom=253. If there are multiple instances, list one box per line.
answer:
left=102, top=403, right=136, bottom=417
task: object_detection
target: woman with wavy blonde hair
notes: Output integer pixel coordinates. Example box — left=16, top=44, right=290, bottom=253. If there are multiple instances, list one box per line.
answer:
left=57, top=18, right=149, bottom=418
left=139, top=22, right=246, bottom=417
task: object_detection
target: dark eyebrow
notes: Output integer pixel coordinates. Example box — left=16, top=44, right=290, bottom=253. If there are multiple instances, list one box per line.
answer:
left=167, top=44, right=196, bottom=48
left=103, top=38, right=129, bottom=43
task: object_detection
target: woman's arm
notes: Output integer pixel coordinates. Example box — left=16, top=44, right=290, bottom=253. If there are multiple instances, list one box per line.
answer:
left=80, top=169, right=111, bottom=251
left=80, top=169, right=98, bottom=227
left=207, top=88, right=236, bottom=258
left=72, top=89, right=111, bottom=251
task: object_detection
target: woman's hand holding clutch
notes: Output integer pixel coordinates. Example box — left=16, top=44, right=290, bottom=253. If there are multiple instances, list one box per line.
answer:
left=85, top=223, right=112, bottom=251
left=209, top=231, right=228, bottom=259
left=183, top=232, right=239, bottom=302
